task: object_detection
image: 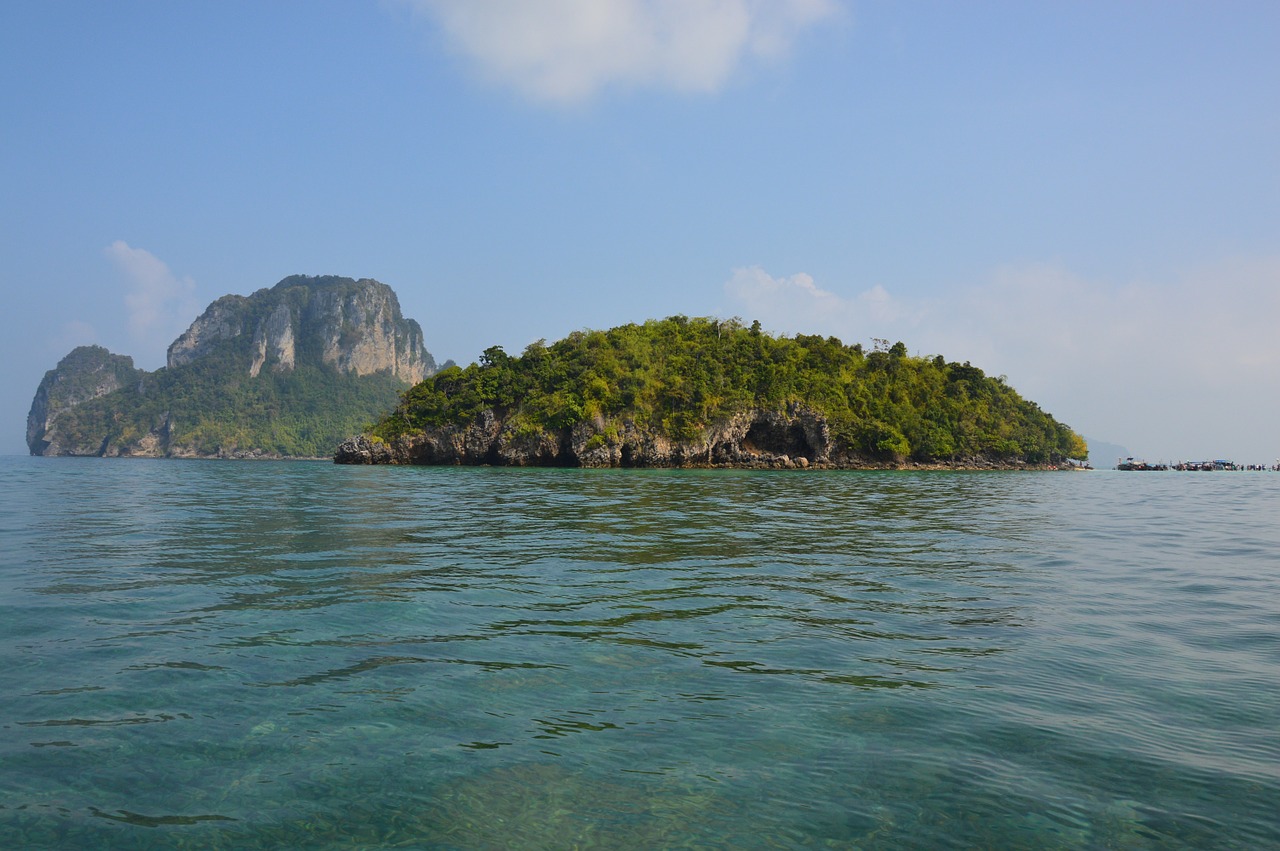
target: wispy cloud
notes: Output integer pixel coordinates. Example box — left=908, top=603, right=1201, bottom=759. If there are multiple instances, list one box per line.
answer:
left=723, top=259, right=1280, bottom=460
left=399, top=0, right=840, bottom=104
left=724, top=266, right=911, bottom=339
left=104, top=241, right=199, bottom=366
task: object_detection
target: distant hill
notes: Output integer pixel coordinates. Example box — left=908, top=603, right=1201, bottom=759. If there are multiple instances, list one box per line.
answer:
left=1084, top=438, right=1131, bottom=468
left=28, top=275, right=442, bottom=458
left=337, top=316, right=1087, bottom=469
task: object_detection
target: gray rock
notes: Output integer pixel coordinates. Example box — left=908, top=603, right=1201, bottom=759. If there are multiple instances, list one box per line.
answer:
left=27, top=346, right=144, bottom=455
left=336, top=405, right=839, bottom=468
left=169, top=275, right=433, bottom=383
left=30, top=276, right=438, bottom=458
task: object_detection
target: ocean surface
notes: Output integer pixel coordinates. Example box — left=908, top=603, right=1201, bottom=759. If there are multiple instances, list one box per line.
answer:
left=1, top=456, right=1277, bottom=849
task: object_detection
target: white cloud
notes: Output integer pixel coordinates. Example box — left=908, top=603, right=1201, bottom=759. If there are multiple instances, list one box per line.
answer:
left=723, top=259, right=1280, bottom=461
left=724, top=266, right=912, bottom=340
left=104, top=241, right=199, bottom=366
left=401, top=0, right=840, bottom=103
left=974, top=258, right=1280, bottom=462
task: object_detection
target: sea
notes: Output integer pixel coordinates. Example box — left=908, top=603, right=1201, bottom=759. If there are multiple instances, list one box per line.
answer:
left=1, top=456, right=1277, bottom=850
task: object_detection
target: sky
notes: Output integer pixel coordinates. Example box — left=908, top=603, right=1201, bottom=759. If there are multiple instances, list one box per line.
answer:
left=2, top=0, right=1277, bottom=462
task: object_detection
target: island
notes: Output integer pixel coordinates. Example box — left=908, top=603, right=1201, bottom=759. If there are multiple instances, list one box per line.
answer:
left=336, top=317, right=1088, bottom=469
left=28, top=276, right=443, bottom=459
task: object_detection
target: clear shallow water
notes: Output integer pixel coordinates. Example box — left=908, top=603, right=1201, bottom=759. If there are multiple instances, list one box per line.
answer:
left=1, top=457, right=1277, bottom=850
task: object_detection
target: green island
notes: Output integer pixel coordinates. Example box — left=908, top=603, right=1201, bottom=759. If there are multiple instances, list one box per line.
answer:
left=338, top=316, right=1088, bottom=468
left=44, top=351, right=410, bottom=459
left=27, top=276, right=437, bottom=459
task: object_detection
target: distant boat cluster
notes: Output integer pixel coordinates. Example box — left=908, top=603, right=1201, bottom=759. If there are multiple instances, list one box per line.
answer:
left=1116, top=457, right=1279, bottom=471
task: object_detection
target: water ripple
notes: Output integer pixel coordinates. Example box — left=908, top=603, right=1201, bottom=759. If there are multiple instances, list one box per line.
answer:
left=2, top=460, right=1278, bottom=848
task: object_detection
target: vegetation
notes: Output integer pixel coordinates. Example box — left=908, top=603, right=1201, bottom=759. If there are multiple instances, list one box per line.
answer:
left=51, top=336, right=408, bottom=458
left=42, top=345, right=143, bottom=402
left=371, top=317, right=1087, bottom=464
left=36, top=274, right=437, bottom=458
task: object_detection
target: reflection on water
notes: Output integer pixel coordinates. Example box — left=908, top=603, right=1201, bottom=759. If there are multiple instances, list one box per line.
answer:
left=1, top=458, right=1278, bottom=848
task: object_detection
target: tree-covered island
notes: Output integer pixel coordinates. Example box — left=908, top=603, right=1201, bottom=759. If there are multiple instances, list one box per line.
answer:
left=336, top=316, right=1087, bottom=469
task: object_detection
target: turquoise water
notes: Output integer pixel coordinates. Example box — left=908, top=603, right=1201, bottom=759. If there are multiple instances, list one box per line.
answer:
left=1, top=457, right=1277, bottom=849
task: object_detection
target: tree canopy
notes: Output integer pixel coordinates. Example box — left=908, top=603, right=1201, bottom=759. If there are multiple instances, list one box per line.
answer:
left=372, top=317, right=1087, bottom=464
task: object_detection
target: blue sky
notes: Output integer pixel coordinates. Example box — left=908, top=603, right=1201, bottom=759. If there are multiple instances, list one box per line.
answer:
left=3, top=1, right=1278, bottom=461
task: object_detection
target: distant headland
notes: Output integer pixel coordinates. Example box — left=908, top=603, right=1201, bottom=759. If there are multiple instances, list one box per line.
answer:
left=27, top=276, right=446, bottom=459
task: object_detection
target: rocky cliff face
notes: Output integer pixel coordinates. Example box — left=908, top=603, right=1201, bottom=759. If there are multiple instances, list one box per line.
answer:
left=29, top=275, right=438, bottom=458
left=27, top=346, right=144, bottom=455
left=337, top=405, right=833, bottom=468
left=167, top=275, right=433, bottom=383
left=335, top=404, right=1042, bottom=470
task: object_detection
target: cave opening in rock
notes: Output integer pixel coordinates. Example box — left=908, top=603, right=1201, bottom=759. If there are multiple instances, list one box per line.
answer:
left=788, top=423, right=814, bottom=460
left=743, top=419, right=812, bottom=460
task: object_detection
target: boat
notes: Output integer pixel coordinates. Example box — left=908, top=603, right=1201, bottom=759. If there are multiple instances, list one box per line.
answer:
left=1172, top=460, right=1239, bottom=471
left=1116, top=457, right=1168, bottom=471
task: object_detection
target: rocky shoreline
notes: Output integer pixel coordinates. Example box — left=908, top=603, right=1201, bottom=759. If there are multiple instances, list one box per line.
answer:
left=335, top=406, right=1064, bottom=470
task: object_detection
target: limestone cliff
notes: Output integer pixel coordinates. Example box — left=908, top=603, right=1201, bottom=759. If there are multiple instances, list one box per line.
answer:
left=167, top=275, right=432, bottom=383
left=336, top=405, right=832, bottom=468
left=27, top=346, right=145, bottom=456
left=29, top=275, right=440, bottom=458
left=334, top=405, right=1038, bottom=470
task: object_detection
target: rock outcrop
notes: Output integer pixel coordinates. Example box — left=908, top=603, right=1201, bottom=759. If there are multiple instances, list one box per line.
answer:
left=335, top=405, right=1040, bottom=470
left=27, top=346, right=145, bottom=456
left=29, top=275, right=439, bottom=458
left=167, top=275, right=432, bottom=383
left=337, top=404, right=919, bottom=469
